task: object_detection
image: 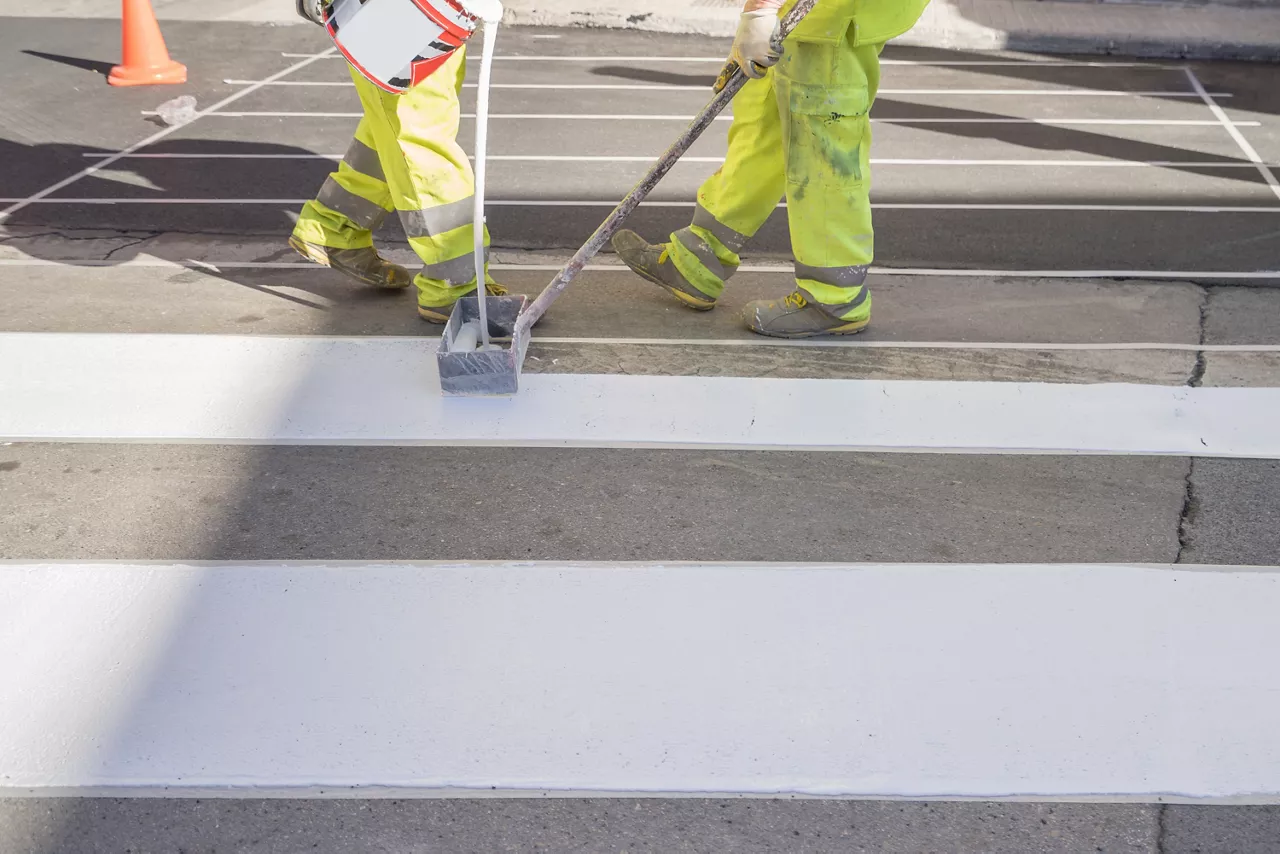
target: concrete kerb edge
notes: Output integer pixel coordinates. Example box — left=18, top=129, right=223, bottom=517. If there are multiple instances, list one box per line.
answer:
left=500, top=0, right=1280, bottom=63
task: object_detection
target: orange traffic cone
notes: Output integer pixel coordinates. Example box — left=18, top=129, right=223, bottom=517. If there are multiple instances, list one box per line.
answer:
left=108, top=0, right=187, bottom=87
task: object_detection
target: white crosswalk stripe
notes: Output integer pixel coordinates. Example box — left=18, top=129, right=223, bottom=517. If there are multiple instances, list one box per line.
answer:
left=3, top=28, right=1280, bottom=814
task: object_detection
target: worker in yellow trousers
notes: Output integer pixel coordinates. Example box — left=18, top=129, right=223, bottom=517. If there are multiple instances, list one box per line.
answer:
left=290, top=47, right=513, bottom=323
left=613, top=0, right=929, bottom=337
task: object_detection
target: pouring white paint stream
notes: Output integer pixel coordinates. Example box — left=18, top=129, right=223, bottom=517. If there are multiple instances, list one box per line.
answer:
left=468, top=2, right=504, bottom=352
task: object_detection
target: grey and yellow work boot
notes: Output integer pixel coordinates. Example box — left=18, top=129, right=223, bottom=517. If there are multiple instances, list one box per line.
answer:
left=289, top=236, right=412, bottom=290
left=417, top=282, right=524, bottom=324
left=742, top=291, right=871, bottom=339
left=612, top=229, right=716, bottom=311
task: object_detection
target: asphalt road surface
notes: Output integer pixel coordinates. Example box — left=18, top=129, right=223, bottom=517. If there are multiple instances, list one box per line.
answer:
left=1, top=18, right=1279, bottom=854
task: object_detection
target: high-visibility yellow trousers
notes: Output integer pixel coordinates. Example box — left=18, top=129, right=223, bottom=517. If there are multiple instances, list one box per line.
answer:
left=292, top=48, right=487, bottom=308
left=669, top=39, right=883, bottom=319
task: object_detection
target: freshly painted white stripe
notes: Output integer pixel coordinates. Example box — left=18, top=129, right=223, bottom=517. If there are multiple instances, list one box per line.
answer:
left=0, top=48, right=337, bottom=226
left=1, top=258, right=1274, bottom=282
left=3, top=561, right=1279, bottom=799
left=77, top=152, right=1274, bottom=169
left=1185, top=68, right=1280, bottom=203
left=2, top=333, right=1278, bottom=456
left=152, top=111, right=1260, bottom=127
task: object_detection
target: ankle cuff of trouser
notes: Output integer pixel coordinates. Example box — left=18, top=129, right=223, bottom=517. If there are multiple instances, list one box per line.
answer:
left=668, top=227, right=738, bottom=299
left=798, top=281, right=871, bottom=321
left=292, top=200, right=378, bottom=250
left=414, top=249, right=488, bottom=304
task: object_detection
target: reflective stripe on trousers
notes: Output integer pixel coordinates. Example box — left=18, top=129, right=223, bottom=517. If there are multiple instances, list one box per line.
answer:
left=292, top=48, right=489, bottom=305
left=399, top=195, right=474, bottom=239
left=796, top=262, right=870, bottom=317
left=422, top=249, right=487, bottom=287
left=668, top=39, right=883, bottom=310
left=315, top=176, right=389, bottom=230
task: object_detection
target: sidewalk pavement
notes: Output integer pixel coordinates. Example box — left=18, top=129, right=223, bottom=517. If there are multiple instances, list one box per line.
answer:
left=2, top=0, right=1280, bottom=60
left=500, top=0, right=1280, bottom=61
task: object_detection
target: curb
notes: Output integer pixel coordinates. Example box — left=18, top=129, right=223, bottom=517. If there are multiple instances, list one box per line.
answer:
left=501, top=0, right=1280, bottom=62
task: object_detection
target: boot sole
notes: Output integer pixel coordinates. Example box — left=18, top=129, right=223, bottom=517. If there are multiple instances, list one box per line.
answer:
left=747, top=318, right=871, bottom=339
left=624, top=261, right=717, bottom=312
left=289, top=237, right=411, bottom=291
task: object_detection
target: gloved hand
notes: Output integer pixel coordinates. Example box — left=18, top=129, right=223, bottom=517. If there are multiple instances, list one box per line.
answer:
left=730, top=7, right=781, bottom=79
left=295, top=0, right=327, bottom=25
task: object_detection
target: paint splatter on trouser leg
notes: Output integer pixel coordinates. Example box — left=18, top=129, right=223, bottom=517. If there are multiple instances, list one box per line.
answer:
left=666, top=72, right=787, bottom=304
left=742, top=40, right=883, bottom=337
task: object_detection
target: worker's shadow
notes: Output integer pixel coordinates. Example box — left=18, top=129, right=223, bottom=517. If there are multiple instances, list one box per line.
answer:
left=0, top=136, right=423, bottom=335
left=591, top=47, right=1280, bottom=193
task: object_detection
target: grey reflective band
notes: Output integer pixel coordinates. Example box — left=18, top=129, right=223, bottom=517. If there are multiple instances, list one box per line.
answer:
left=422, top=250, right=486, bottom=286
left=674, top=227, right=738, bottom=282
left=798, top=282, right=869, bottom=316
left=692, top=204, right=749, bottom=254
left=795, top=262, right=870, bottom=288
left=342, top=139, right=384, bottom=182
left=399, top=196, right=475, bottom=239
left=316, top=177, right=388, bottom=229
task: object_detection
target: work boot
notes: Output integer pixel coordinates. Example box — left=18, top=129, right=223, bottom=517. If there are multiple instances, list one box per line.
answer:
left=289, top=236, right=413, bottom=290
left=417, top=282, right=524, bottom=324
left=612, top=229, right=716, bottom=311
left=742, top=291, right=870, bottom=339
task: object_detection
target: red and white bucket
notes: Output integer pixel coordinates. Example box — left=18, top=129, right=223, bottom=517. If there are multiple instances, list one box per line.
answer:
left=325, top=0, right=482, bottom=93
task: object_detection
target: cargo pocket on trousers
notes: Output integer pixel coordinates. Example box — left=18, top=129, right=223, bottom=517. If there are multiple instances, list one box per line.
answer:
left=784, top=82, right=870, bottom=190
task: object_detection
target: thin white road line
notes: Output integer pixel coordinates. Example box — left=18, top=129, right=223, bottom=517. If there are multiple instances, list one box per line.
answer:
left=0, top=48, right=337, bottom=226
left=878, top=118, right=1260, bottom=126
left=531, top=337, right=1280, bottom=353
left=227, top=79, right=712, bottom=90
left=4, top=199, right=1278, bottom=213
left=143, top=111, right=738, bottom=121
left=877, top=90, right=1231, bottom=97
left=3, top=199, right=1278, bottom=213
left=0, top=258, right=1275, bottom=281
left=153, top=111, right=1259, bottom=127
left=281, top=53, right=1183, bottom=67
left=76, top=152, right=1275, bottom=169
left=223, top=79, right=1230, bottom=97
left=878, top=59, right=1184, bottom=68
left=1185, top=67, right=1280, bottom=203
left=280, top=53, right=732, bottom=61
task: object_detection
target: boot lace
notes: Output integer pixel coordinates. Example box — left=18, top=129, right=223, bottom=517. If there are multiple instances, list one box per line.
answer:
left=783, top=291, right=808, bottom=310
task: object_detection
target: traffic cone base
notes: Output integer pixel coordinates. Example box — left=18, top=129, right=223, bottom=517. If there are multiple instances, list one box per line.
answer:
left=109, top=58, right=187, bottom=87
left=109, top=0, right=187, bottom=88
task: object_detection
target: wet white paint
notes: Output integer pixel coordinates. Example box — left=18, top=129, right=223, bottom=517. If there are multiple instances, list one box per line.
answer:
left=1, top=561, right=1279, bottom=798
left=2, top=333, right=1279, bottom=455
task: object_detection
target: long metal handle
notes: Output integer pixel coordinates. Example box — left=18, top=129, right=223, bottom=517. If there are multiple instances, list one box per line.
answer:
left=514, top=0, right=819, bottom=336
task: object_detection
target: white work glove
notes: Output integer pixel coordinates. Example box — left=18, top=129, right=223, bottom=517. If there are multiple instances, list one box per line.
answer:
left=730, top=8, right=781, bottom=79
